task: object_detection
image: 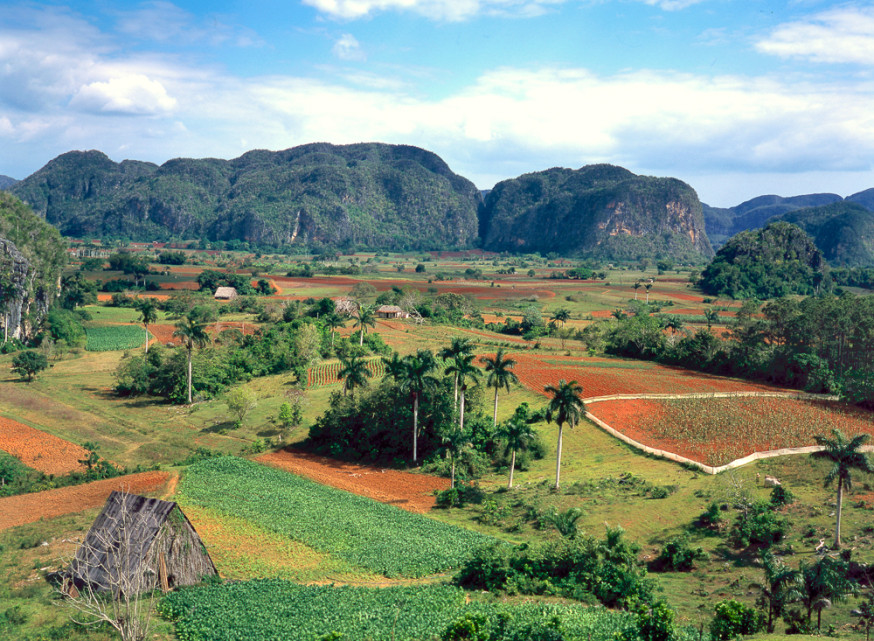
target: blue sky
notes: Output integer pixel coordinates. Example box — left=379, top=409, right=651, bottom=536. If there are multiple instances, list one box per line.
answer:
left=1, top=0, right=873, bottom=206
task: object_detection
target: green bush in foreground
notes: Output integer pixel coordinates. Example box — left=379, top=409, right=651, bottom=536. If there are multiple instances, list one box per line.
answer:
left=179, top=457, right=493, bottom=577
left=159, top=581, right=637, bottom=641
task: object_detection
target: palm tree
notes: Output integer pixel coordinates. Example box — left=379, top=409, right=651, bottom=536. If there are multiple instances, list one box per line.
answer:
left=353, top=304, right=377, bottom=346
left=444, top=352, right=481, bottom=435
left=338, top=354, right=372, bottom=398
left=664, top=315, right=684, bottom=346
left=813, top=429, right=873, bottom=548
left=482, top=348, right=518, bottom=427
left=644, top=282, right=653, bottom=303
left=136, top=298, right=158, bottom=354
left=381, top=351, right=407, bottom=382
left=798, top=556, right=857, bottom=630
left=438, top=337, right=474, bottom=413
left=396, top=350, right=439, bottom=463
left=704, top=308, right=720, bottom=330
left=172, top=312, right=210, bottom=404
left=544, top=379, right=585, bottom=489
left=324, top=312, right=346, bottom=349
left=498, top=405, right=536, bottom=488
left=632, top=281, right=641, bottom=300
left=441, top=428, right=471, bottom=489
left=549, top=308, right=571, bottom=329
left=611, top=308, right=627, bottom=321
left=758, top=550, right=801, bottom=632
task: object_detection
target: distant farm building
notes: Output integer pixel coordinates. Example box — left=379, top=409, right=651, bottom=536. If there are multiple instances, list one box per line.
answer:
left=67, top=491, right=216, bottom=594
left=214, top=286, right=238, bottom=300
left=376, top=305, right=409, bottom=319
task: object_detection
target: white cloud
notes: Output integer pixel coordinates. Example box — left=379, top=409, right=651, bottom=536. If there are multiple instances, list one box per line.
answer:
left=302, top=0, right=563, bottom=21
left=69, top=75, right=177, bottom=115
left=114, top=0, right=263, bottom=47
left=756, top=6, right=874, bottom=64
left=332, top=34, right=366, bottom=61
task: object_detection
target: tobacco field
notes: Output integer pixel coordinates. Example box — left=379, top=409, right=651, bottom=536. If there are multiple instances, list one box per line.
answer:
left=178, top=457, right=493, bottom=577
left=159, top=581, right=644, bottom=641
left=85, top=324, right=149, bottom=351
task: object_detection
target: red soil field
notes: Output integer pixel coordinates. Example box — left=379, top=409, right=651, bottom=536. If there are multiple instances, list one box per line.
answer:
left=256, top=449, right=450, bottom=513
left=0, top=471, right=170, bottom=531
left=148, top=321, right=260, bottom=347
left=587, top=397, right=874, bottom=466
left=97, top=293, right=171, bottom=302
left=0, top=417, right=89, bottom=475
left=158, top=281, right=199, bottom=290
left=511, top=353, right=786, bottom=399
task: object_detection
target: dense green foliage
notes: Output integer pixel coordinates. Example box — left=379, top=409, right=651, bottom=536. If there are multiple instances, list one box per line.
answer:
left=179, top=457, right=493, bottom=577
left=159, top=581, right=640, bottom=641
left=85, top=324, right=149, bottom=351
left=11, top=350, right=49, bottom=381
left=780, top=201, right=874, bottom=267
left=480, top=165, right=713, bottom=261
left=602, top=294, right=874, bottom=405
left=699, top=222, right=827, bottom=298
left=454, top=526, right=655, bottom=609
left=11, top=145, right=481, bottom=251
left=0, top=443, right=125, bottom=497
left=709, top=599, right=764, bottom=640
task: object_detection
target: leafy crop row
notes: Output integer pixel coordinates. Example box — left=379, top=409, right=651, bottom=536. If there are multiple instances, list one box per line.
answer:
left=159, top=581, right=637, bottom=641
left=179, top=457, right=492, bottom=577
left=85, top=325, right=149, bottom=351
left=307, top=358, right=386, bottom=388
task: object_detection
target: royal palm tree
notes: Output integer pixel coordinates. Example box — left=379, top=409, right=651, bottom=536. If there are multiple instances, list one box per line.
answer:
left=136, top=298, right=158, bottom=354
left=758, top=550, right=801, bottom=632
left=441, top=428, right=471, bottom=489
left=813, top=429, right=873, bottom=548
left=381, top=351, right=407, bottom=382
left=498, top=405, right=536, bottom=488
left=444, top=352, right=481, bottom=435
left=338, top=354, right=372, bottom=398
left=438, top=337, right=474, bottom=413
left=353, top=304, right=377, bottom=346
left=544, top=379, right=585, bottom=489
left=482, top=348, right=518, bottom=427
left=324, top=312, right=346, bottom=349
left=173, top=312, right=211, bottom=404
left=632, top=281, right=641, bottom=300
left=644, top=282, right=653, bottom=303
left=397, top=350, right=439, bottom=463
left=549, top=308, right=571, bottom=329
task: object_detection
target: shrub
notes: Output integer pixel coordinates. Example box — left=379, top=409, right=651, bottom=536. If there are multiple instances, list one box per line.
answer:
left=11, top=350, right=49, bottom=381
left=769, top=484, right=795, bottom=507
left=654, top=534, right=706, bottom=571
left=709, top=599, right=763, bottom=640
left=731, top=501, right=789, bottom=547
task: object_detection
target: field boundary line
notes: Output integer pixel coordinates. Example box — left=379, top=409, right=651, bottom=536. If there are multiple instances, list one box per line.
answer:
left=584, top=391, right=866, bottom=475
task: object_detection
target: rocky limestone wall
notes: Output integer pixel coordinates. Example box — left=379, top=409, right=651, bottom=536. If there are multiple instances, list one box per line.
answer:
left=1, top=237, right=34, bottom=341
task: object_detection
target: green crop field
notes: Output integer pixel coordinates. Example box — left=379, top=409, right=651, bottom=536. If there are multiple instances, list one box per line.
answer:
left=159, top=581, right=648, bottom=641
left=85, top=325, right=150, bottom=351
left=178, top=457, right=493, bottom=577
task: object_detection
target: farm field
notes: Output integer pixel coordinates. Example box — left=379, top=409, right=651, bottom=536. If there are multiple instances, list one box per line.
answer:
left=84, top=324, right=149, bottom=351
left=178, top=457, right=493, bottom=577
left=0, top=416, right=89, bottom=475
left=1, top=250, right=873, bottom=640
left=586, top=396, right=874, bottom=466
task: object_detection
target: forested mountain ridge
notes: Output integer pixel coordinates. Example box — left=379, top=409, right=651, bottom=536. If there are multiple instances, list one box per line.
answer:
left=479, top=164, right=714, bottom=262
left=9, top=144, right=482, bottom=251
left=0, top=175, right=17, bottom=190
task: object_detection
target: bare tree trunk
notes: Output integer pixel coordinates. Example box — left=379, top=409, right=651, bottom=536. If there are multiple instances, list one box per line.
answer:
left=186, top=346, right=193, bottom=404
left=508, top=449, right=516, bottom=488
left=835, top=479, right=844, bottom=549
left=493, top=387, right=499, bottom=427
left=459, top=388, right=466, bottom=434
left=555, top=424, right=564, bottom=489
left=412, top=393, right=419, bottom=463
left=144, top=324, right=149, bottom=354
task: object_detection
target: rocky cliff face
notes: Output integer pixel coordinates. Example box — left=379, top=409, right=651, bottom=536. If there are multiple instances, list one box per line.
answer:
left=11, top=145, right=482, bottom=251
left=1, top=237, right=33, bottom=340
left=480, top=165, right=713, bottom=262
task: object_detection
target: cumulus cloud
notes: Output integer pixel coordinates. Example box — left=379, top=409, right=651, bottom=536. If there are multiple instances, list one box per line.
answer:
left=756, top=6, right=874, bottom=64
left=69, top=75, right=177, bottom=115
left=332, top=34, right=366, bottom=61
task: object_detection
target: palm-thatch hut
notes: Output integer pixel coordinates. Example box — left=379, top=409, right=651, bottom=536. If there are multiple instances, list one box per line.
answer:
left=68, top=491, right=216, bottom=594
left=214, top=286, right=238, bottom=300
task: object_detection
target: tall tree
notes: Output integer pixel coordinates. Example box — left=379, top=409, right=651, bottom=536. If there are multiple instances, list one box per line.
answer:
left=482, top=348, right=519, bottom=427
left=704, top=308, right=720, bottom=330
left=813, top=429, right=873, bottom=549
left=798, top=556, right=857, bottom=630
left=136, top=298, right=158, bottom=354
left=441, top=428, right=471, bottom=489
left=439, top=337, right=474, bottom=413
left=397, top=350, right=439, bottom=463
left=757, top=550, right=801, bottom=633
left=544, top=379, right=585, bottom=489
left=444, top=351, right=481, bottom=435
left=324, top=312, right=346, bottom=349
left=172, top=311, right=210, bottom=404
left=353, top=304, right=377, bottom=346
left=549, top=308, right=571, bottom=329
left=338, top=354, right=372, bottom=398
left=632, top=281, right=641, bottom=300
left=498, top=404, right=537, bottom=489
left=644, top=282, right=653, bottom=303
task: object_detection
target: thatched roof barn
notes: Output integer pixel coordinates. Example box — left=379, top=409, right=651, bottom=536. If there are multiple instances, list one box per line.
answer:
left=68, top=491, right=216, bottom=594
left=376, top=305, right=408, bottom=319
left=214, top=286, right=238, bottom=300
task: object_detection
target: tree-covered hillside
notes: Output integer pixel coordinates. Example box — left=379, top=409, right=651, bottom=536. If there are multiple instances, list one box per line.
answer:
left=0, top=175, right=17, bottom=190
left=699, top=221, right=827, bottom=299
left=479, top=164, right=713, bottom=262
left=779, top=202, right=874, bottom=267
left=10, top=145, right=482, bottom=251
